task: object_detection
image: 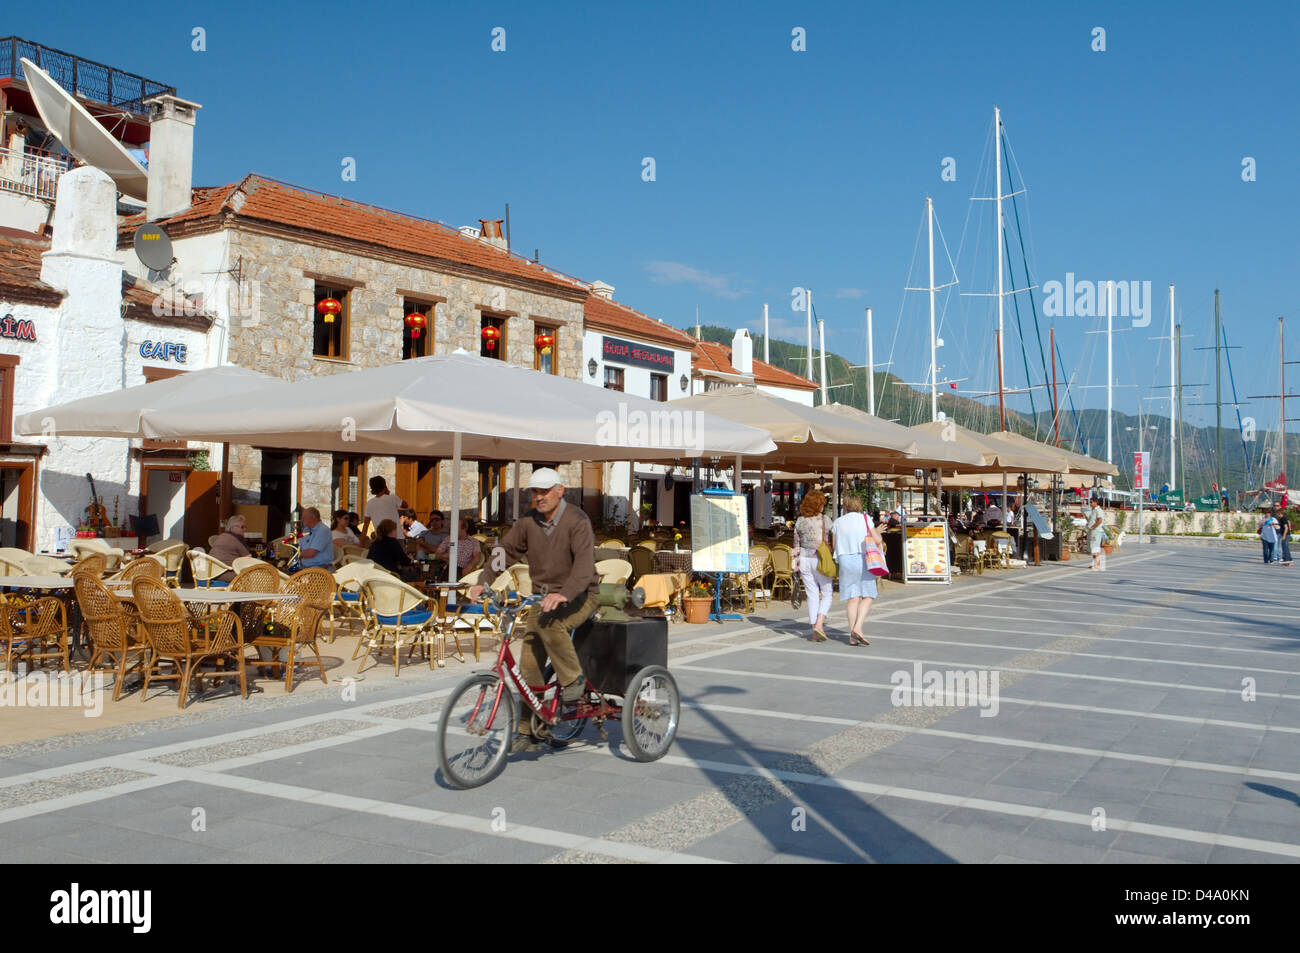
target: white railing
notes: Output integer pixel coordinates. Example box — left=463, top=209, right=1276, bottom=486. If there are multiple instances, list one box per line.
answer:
left=0, top=146, right=69, bottom=201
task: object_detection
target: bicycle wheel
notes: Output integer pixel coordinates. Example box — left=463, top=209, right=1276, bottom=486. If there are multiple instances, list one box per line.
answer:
left=437, top=673, right=515, bottom=789
left=622, top=665, right=680, bottom=762
left=537, top=663, right=588, bottom=746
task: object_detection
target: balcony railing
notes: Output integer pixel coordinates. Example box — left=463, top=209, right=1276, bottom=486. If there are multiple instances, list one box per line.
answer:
left=0, top=145, right=68, bottom=201
left=0, top=36, right=175, bottom=115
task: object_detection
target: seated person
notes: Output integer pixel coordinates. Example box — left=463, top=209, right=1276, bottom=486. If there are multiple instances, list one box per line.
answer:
left=367, top=519, right=416, bottom=577
left=347, top=511, right=365, bottom=541
left=331, top=509, right=360, bottom=558
left=420, top=511, right=449, bottom=550
left=400, top=509, right=428, bottom=538
left=209, top=515, right=252, bottom=582
left=297, top=507, right=337, bottom=570
left=436, top=516, right=481, bottom=575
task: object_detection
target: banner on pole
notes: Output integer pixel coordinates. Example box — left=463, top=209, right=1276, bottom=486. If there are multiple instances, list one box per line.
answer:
left=1133, top=451, right=1151, bottom=490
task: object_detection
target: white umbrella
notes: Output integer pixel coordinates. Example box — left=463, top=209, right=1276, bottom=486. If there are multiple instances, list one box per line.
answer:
left=15, top=365, right=282, bottom=438
left=128, top=354, right=778, bottom=581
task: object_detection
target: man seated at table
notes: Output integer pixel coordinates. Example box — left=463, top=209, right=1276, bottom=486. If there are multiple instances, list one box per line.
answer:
left=296, top=507, right=336, bottom=570
left=984, top=500, right=1003, bottom=527
left=209, top=515, right=253, bottom=582
left=400, top=509, right=428, bottom=539
left=420, top=511, right=449, bottom=549
left=468, top=468, right=598, bottom=753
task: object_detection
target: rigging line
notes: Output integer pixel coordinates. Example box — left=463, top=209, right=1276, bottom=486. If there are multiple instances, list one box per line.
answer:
left=1221, top=324, right=1254, bottom=488
left=1001, top=131, right=1053, bottom=418
left=885, top=209, right=929, bottom=409
left=1000, top=224, right=1039, bottom=431
left=1056, top=337, right=1086, bottom=454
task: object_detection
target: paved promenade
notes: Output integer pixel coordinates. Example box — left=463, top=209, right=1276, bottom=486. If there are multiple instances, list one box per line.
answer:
left=3, top=544, right=1297, bottom=863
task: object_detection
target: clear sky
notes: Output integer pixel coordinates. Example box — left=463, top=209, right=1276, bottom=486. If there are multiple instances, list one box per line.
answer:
left=13, top=0, right=1299, bottom=430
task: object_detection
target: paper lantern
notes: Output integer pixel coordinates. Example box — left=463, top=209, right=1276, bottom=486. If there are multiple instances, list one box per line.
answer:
left=405, top=312, right=427, bottom=339
left=316, top=298, right=342, bottom=323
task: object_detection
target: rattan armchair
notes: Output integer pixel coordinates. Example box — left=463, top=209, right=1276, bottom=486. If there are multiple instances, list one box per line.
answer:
left=109, top=555, right=165, bottom=583
left=21, top=554, right=74, bottom=576
left=768, top=543, right=797, bottom=600
left=595, top=558, right=633, bottom=587
left=131, top=576, right=246, bottom=708
left=0, top=596, right=68, bottom=673
left=355, top=574, right=437, bottom=675
left=68, top=538, right=125, bottom=571
left=628, top=546, right=655, bottom=582
left=228, top=563, right=282, bottom=646
left=148, top=541, right=188, bottom=586
left=187, top=550, right=234, bottom=588
left=71, top=552, right=108, bottom=578
left=249, top=568, right=332, bottom=691
left=74, top=574, right=148, bottom=700
left=330, top=562, right=386, bottom=642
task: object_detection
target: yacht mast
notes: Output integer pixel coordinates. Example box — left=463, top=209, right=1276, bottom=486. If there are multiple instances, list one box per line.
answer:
left=927, top=196, right=938, bottom=422
left=995, top=106, right=1005, bottom=427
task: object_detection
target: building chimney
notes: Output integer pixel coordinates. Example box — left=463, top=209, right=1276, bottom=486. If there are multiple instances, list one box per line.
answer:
left=731, top=327, right=753, bottom=375
left=590, top=280, right=615, bottom=300
left=144, top=94, right=201, bottom=222
left=478, top=219, right=508, bottom=251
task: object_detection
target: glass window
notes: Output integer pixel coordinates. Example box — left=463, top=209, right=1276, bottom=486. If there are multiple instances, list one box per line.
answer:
left=603, top=367, right=624, bottom=392
left=480, top=315, right=506, bottom=360
left=402, top=300, right=433, bottom=360
left=533, top=325, right=557, bottom=374
left=650, top=373, right=667, bottom=402
left=313, top=286, right=348, bottom=360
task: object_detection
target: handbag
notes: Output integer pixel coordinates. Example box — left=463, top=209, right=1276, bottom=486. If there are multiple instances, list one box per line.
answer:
left=861, top=514, right=889, bottom=577
left=816, top=542, right=838, bottom=578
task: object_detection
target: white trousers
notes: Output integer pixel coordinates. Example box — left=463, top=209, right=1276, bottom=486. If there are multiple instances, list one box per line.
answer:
left=797, top=554, right=833, bottom=625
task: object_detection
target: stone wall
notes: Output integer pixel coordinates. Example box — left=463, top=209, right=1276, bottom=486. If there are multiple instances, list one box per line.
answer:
left=223, top=227, right=586, bottom=518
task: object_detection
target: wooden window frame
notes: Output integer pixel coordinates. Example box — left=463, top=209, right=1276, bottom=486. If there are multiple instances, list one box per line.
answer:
left=401, top=298, right=435, bottom=360
left=313, top=284, right=350, bottom=361
left=0, top=354, right=18, bottom=444
left=603, top=366, right=624, bottom=392
left=649, top=372, right=668, bottom=402
left=479, top=312, right=508, bottom=362
left=532, top=322, right=558, bottom=374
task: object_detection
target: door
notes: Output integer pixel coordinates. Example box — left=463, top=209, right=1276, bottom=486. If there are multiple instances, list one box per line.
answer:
left=581, top=462, right=603, bottom=522
left=260, top=451, right=296, bottom=539
left=395, top=457, right=438, bottom=520
left=146, top=467, right=188, bottom=542
left=184, top=471, right=222, bottom=549
left=0, top=463, right=34, bottom=549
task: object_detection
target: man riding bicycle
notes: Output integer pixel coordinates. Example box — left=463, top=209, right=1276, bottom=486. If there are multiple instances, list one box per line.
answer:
left=469, top=468, right=599, bottom=752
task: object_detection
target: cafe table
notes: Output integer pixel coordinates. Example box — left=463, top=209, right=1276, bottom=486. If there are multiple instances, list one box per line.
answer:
left=418, top=581, right=469, bottom=665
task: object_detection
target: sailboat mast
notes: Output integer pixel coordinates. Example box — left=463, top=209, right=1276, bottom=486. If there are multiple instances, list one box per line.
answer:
left=1106, top=280, right=1114, bottom=465
left=996, top=330, right=1005, bottom=431
left=927, top=197, right=938, bottom=422
left=806, top=290, right=815, bottom=381
left=763, top=303, right=769, bottom=364
left=1215, top=289, right=1222, bottom=497
left=1051, top=326, right=1059, bottom=446
left=1170, top=284, right=1176, bottom=490
left=1281, top=315, right=1286, bottom=490
left=1176, top=322, right=1185, bottom=492
left=818, top=318, right=828, bottom=405
left=866, top=307, right=875, bottom=416
left=995, top=106, right=1005, bottom=405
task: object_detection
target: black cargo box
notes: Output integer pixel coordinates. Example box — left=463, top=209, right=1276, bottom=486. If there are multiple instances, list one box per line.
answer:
left=572, top=617, right=668, bottom=696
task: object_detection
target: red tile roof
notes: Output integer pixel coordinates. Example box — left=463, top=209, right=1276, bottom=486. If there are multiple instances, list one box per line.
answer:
left=583, top=294, right=699, bottom=348
left=693, top=340, right=817, bottom=391
left=118, top=174, right=589, bottom=294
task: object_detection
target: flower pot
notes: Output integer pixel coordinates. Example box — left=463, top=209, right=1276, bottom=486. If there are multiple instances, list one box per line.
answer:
left=682, top=596, right=712, bottom=624
left=1101, top=543, right=1114, bottom=556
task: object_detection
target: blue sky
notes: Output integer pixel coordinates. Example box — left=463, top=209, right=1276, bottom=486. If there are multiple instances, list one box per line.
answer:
left=14, top=1, right=1299, bottom=429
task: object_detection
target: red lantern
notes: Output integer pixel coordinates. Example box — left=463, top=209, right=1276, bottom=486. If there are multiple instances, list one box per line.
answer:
left=316, top=297, right=342, bottom=323
left=481, top=325, right=501, bottom=352
left=534, top=331, right=554, bottom=355
left=405, top=312, right=427, bottom=339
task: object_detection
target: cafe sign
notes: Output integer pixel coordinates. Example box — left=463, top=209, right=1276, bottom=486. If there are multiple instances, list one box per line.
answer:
left=140, top=340, right=188, bottom=362
left=601, top=336, right=675, bottom=371
left=0, top=313, right=36, bottom=342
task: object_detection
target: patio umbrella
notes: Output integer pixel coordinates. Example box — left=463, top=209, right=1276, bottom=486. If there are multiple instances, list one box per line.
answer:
left=76, top=354, right=777, bottom=582
left=816, top=404, right=989, bottom=469
left=14, top=365, right=282, bottom=438
left=986, top=430, right=1118, bottom=477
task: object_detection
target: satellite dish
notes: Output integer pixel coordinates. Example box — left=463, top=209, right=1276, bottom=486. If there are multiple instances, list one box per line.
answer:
left=20, top=58, right=149, bottom=200
left=133, top=224, right=173, bottom=272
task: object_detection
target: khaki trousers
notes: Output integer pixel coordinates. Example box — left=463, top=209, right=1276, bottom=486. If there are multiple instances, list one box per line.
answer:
left=516, top=590, right=598, bottom=691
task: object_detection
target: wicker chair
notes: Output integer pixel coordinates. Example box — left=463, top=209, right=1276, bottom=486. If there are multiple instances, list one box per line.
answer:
left=330, top=562, right=385, bottom=641
left=272, top=538, right=300, bottom=568
left=628, top=545, right=655, bottom=583
left=355, top=574, right=437, bottom=675
left=635, top=539, right=660, bottom=552
left=0, top=556, right=28, bottom=577
left=953, top=535, right=981, bottom=575
left=187, top=550, right=234, bottom=588
left=228, top=563, right=282, bottom=646
left=109, top=555, right=165, bottom=583
left=148, top=541, right=188, bottom=586
left=74, top=574, right=148, bottom=700
left=71, top=552, right=108, bottom=578
left=768, top=543, right=797, bottom=600
left=249, top=568, right=332, bottom=691
left=595, top=558, right=633, bottom=587
left=0, top=596, right=68, bottom=673
left=451, top=567, right=517, bottom=661
left=507, top=563, right=533, bottom=597
left=21, top=554, right=75, bottom=576
left=68, top=538, right=125, bottom=571
left=131, top=577, right=246, bottom=708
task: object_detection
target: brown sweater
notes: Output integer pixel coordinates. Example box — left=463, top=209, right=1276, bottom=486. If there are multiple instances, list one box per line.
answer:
left=483, top=500, right=598, bottom=603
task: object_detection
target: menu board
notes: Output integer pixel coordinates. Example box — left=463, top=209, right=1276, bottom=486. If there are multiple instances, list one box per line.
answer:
left=903, top=521, right=951, bottom=584
left=690, top=492, right=750, bottom=573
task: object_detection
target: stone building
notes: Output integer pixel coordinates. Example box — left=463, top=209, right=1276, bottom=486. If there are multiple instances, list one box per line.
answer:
left=118, top=172, right=591, bottom=535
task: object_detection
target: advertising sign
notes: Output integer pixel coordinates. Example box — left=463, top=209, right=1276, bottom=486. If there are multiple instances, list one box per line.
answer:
left=689, top=492, right=749, bottom=573
left=902, top=521, right=951, bottom=584
left=1133, top=451, right=1151, bottom=490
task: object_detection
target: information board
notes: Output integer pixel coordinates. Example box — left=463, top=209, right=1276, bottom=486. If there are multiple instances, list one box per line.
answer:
left=689, top=492, right=750, bottom=573
left=902, top=521, right=951, bottom=584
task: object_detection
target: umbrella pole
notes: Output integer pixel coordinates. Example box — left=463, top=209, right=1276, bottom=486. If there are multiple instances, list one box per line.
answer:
left=512, top=459, right=521, bottom=521
left=449, top=432, right=462, bottom=587
left=833, top=456, right=839, bottom=518
left=628, top=462, right=636, bottom=530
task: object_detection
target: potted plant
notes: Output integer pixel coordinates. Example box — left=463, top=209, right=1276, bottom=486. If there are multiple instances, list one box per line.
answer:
left=681, top=581, right=714, bottom=624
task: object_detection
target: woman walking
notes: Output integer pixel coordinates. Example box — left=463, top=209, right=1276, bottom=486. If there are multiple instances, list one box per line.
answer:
left=832, top=495, right=883, bottom=646
left=794, top=489, right=834, bottom=642
left=1087, top=499, right=1107, bottom=571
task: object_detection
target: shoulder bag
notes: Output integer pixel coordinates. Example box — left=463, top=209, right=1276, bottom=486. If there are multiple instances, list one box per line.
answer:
left=861, top=513, right=890, bottom=577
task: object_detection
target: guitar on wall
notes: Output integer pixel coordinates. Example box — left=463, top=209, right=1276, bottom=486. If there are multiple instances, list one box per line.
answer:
left=85, top=472, right=108, bottom=537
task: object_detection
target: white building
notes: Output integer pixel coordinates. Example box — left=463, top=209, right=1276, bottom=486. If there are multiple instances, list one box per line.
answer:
left=0, top=166, right=216, bottom=552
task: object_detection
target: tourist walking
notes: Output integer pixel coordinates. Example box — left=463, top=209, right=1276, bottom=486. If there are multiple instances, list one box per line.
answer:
left=832, top=495, right=883, bottom=646
left=1259, top=509, right=1279, bottom=565
left=794, top=489, right=834, bottom=642
left=1275, top=506, right=1293, bottom=566
left=1087, top=499, right=1107, bottom=571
